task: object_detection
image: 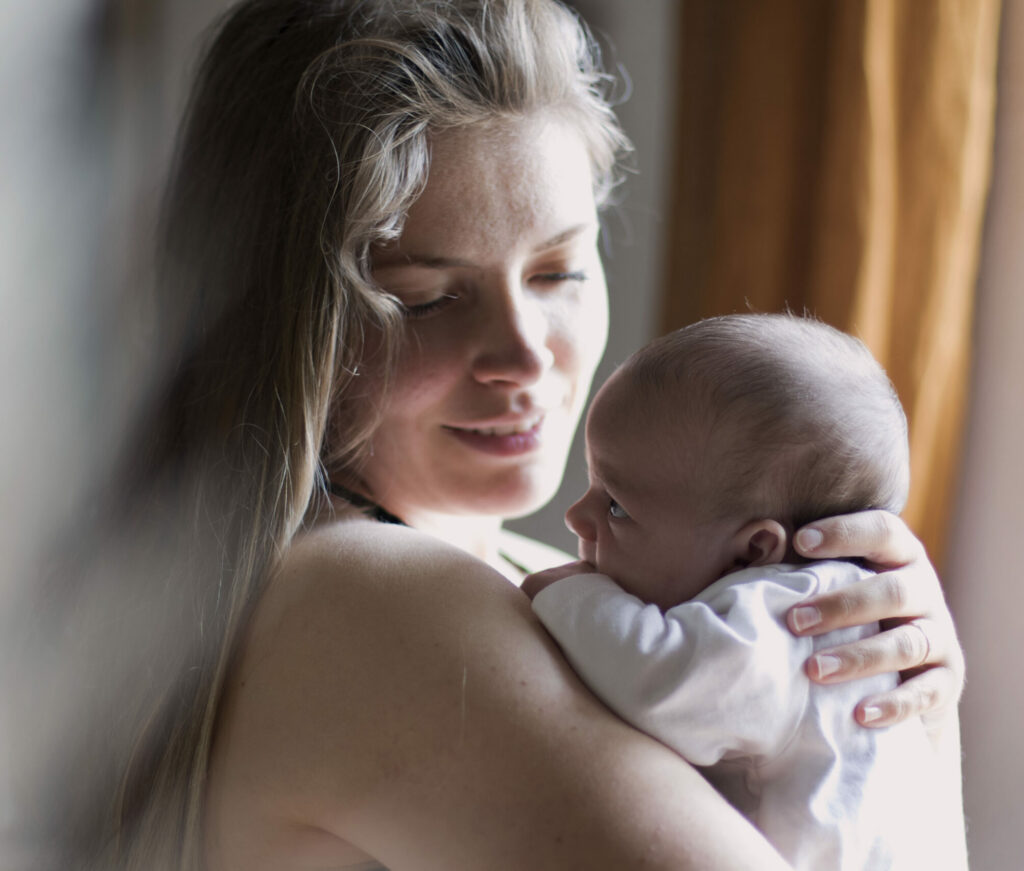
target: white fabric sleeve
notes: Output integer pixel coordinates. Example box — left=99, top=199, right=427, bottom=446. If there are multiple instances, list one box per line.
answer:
left=531, top=570, right=817, bottom=766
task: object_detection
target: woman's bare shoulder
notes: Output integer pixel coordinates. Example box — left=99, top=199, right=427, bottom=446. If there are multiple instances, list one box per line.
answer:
left=234, top=516, right=544, bottom=774
left=286, top=515, right=514, bottom=591
left=257, top=517, right=527, bottom=645
left=206, top=518, right=530, bottom=866
left=208, top=517, right=791, bottom=871
left=214, top=517, right=546, bottom=798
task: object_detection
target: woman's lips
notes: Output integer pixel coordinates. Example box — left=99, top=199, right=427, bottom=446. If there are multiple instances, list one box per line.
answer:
left=443, top=418, right=544, bottom=456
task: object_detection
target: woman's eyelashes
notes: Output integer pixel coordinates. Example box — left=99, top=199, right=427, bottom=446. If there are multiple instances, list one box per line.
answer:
left=399, top=270, right=587, bottom=319
left=531, top=269, right=589, bottom=285
left=399, top=292, right=459, bottom=320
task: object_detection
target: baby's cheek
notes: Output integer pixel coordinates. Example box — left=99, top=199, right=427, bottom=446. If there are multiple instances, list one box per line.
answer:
left=595, top=538, right=633, bottom=591
left=607, top=538, right=673, bottom=603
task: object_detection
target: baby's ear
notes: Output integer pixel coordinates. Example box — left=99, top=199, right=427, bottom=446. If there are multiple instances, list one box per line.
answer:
left=728, top=519, right=789, bottom=569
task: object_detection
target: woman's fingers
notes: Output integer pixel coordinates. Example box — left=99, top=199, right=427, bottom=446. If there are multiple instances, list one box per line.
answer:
left=803, top=617, right=965, bottom=724
left=786, top=562, right=963, bottom=688
left=794, top=509, right=924, bottom=569
left=805, top=618, right=937, bottom=682
left=786, top=568, right=930, bottom=635
left=790, top=509, right=965, bottom=730
left=852, top=663, right=964, bottom=731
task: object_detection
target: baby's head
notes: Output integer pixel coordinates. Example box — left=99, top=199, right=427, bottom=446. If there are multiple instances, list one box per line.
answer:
left=566, top=313, right=909, bottom=609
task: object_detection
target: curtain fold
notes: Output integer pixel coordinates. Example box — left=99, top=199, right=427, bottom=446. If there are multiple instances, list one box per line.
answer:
left=661, top=0, right=1001, bottom=568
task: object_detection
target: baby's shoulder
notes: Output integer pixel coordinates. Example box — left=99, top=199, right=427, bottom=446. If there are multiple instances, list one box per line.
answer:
left=695, top=560, right=873, bottom=610
left=788, top=558, right=875, bottom=594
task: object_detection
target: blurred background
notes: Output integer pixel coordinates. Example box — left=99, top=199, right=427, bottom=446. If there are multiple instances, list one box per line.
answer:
left=1, top=0, right=1020, bottom=866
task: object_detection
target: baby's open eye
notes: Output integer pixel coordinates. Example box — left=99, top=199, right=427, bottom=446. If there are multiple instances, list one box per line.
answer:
left=608, top=499, right=629, bottom=520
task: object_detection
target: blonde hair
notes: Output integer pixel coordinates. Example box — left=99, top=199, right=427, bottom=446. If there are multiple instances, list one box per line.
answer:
left=623, top=313, right=910, bottom=531
left=29, top=2, right=629, bottom=869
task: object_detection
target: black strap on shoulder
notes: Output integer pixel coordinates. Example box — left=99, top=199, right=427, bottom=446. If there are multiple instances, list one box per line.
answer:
left=328, top=481, right=407, bottom=526
left=330, top=482, right=537, bottom=576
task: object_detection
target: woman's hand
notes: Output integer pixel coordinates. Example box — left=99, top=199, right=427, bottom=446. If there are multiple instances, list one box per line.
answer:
left=786, top=510, right=964, bottom=734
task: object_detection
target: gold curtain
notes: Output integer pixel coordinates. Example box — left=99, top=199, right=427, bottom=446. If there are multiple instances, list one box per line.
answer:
left=661, top=0, right=1001, bottom=569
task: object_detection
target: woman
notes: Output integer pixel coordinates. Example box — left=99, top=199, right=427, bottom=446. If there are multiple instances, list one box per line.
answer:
left=34, top=1, right=963, bottom=868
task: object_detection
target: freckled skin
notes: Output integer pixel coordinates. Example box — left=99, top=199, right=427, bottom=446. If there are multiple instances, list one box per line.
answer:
left=362, top=115, right=609, bottom=534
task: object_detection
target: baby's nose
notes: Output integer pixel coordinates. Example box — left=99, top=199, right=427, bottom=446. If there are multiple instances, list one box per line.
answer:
left=564, top=496, right=595, bottom=542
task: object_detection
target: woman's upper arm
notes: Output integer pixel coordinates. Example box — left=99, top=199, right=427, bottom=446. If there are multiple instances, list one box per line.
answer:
left=217, top=522, right=791, bottom=871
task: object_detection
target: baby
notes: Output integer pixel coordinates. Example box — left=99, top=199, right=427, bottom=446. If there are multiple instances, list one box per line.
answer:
left=523, top=313, right=939, bottom=871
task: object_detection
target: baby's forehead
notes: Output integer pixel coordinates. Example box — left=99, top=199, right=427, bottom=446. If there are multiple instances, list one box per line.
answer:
left=588, top=371, right=715, bottom=480
left=590, top=367, right=705, bottom=439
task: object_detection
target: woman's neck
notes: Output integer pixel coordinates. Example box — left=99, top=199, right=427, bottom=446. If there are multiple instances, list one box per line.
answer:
left=318, top=483, right=519, bottom=579
left=404, top=510, right=506, bottom=569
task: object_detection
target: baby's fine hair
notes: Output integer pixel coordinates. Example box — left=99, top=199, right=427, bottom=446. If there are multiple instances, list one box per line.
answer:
left=623, top=313, right=910, bottom=530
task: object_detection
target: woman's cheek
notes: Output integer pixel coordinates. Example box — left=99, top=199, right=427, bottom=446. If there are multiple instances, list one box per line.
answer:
left=389, top=325, right=463, bottom=405
left=573, top=277, right=609, bottom=371
left=549, top=287, right=607, bottom=380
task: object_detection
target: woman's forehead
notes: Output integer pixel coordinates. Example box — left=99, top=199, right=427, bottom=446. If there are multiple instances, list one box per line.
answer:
left=393, top=116, right=599, bottom=263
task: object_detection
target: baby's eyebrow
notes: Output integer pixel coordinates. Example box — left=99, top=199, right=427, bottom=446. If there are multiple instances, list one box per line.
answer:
left=589, top=454, right=631, bottom=502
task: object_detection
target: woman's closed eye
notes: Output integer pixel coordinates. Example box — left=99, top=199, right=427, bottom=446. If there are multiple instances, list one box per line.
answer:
left=399, top=292, right=459, bottom=320
left=530, top=269, right=589, bottom=285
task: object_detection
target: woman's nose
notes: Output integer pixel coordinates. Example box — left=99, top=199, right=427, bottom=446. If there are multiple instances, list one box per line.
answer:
left=565, top=495, right=595, bottom=542
left=471, top=288, right=555, bottom=387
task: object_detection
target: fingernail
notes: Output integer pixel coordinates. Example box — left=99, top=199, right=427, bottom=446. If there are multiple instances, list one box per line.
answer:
left=796, top=527, right=824, bottom=552
left=812, top=654, right=842, bottom=679
left=860, top=704, right=884, bottom=724
left=791, top=605, right=822, bottom=632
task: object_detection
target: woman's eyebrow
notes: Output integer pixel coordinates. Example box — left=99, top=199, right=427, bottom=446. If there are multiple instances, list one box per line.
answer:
left=373, top=223, right=597, bottom=271
left=531, top=223, right=596, bottom=253
left=373, top=253, right=477, bottom=270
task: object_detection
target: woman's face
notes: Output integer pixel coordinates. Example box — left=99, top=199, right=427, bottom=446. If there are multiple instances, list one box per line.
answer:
left=362, top=114, right=609, bottom=526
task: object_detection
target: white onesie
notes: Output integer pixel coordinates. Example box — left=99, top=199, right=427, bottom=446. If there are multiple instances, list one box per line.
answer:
left=532, top=561, right=940, bottom=870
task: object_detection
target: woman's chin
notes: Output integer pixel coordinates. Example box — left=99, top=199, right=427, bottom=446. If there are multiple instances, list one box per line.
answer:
left=447, top=467, right=564, bottom=521
left=488, top=477, right=564, bottom=520
left=370, top=454, right=569, bottom=524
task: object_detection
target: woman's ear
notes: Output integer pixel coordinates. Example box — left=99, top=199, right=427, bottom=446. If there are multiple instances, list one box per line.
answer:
left=728, top=519, right=789, bottom=569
